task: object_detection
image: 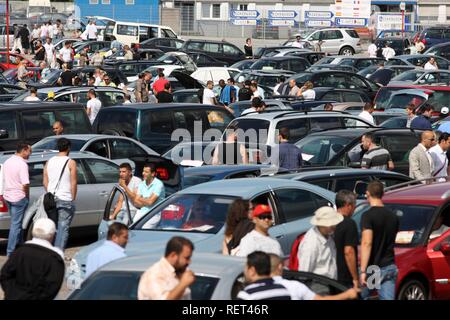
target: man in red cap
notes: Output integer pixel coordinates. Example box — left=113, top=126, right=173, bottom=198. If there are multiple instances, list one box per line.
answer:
left=235, top=204, right=283, bottom=257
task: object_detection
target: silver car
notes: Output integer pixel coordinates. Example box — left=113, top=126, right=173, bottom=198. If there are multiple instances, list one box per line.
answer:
left=0, top=151, right=120, bottom=239
left=389, top=69, right=450, bottom=85
left=303, top=28, right=362, bottom=55
left=67, top=253, right=348, bottom=300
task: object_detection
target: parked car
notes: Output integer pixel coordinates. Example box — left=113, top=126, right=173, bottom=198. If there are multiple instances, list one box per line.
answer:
left=139, top=37, right=185, bottom=52
left=295, top=128, right=422, bottom=175
left=187, top=52, right=228, bottom=68
left=93, top=103, right=234, bottom=154
left=306, top=64, right=359, bottom=74
left=276, top=168, right=413, bottom=199
left=249, top=57, right=310, bottom=73
left=389, top=70, right=450, bottom=86
left=172, top=89, right=201, bottom=103
left=0, top=151, right=119, bottom=239
left=316, top=55, right=385, bottom=71
left=230, top=59, right=258, bottom=70
left=385, top=54, right=450, bottom=70
left=282, top=50, right=326, bottom=65
left=181, top=39, right=246, bottom=65
left=352, top=180, right=450, bottom=299
left=191, top=67, right=240, bottom=86
left=0, top=51, right=35, bottom=72
left=358, top=65, right=418, bottom=86
left=414, top=26, right=450, bottom=50
left=313, top=88, right=371, bottom=104
left=71, top=177, right=337, bottom=278
left=287, top=71, right=381, bottom=100
left=374, top=86, right=435, bottom=111
left=234, top=69, right=295, bottom=89
left=0, top=102, right=92, bottom=151
left=13, top=86, right=131, bottom=106
left=68, top=253, right=348, bottom=299
left=32, top=134, right=158, bottom=165
left=425, top=42, right=450, bottom=60
left=229, top=99, right=292, bottom=117
left=376, top=30, right=416, bottom=41
left=0, top=84, right=24, bottom=101
left=374, top=37, right=411, bottom=56
left=302, top=28, right=362, bottom=55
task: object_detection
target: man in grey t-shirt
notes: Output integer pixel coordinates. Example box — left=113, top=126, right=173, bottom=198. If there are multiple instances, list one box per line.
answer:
left=361, top=132, right=394, bottom=171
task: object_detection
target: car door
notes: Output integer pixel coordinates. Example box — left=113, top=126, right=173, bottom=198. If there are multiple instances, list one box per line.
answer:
left=322, top=30, right=343, bottom=54
left=82, top=158, right=120, bottom=225
left=427, top=229, right=450, bottom=299
left=140, top=110, right=175, bottom=154
left=272, top=188, right=333, bottom=255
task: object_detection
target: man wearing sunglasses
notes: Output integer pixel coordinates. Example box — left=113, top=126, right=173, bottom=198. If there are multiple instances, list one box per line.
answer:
left=235, top=204, right=283, bottom=258
left=409, top=130, right=436, bottom=182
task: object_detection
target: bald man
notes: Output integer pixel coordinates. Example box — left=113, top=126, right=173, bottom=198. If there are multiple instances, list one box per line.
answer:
left=408, top=130, right=436, bottom=182
left=52, top=121, right=64, bottom=136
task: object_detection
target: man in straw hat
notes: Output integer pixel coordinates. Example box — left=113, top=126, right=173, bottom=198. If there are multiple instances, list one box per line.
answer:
left=297, top=206, right=343, bottom=280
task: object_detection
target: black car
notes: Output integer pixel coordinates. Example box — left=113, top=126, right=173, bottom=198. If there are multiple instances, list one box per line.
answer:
left=284, top=51, right=326, bottom=65
left=234, top=69, right=295, bottom=88
left=0, top=84, right=24, bottom=102
left=253, top=46, right=291, bottom=59
left=0, top=102, right=92, bottom=151
left=230, top=59, right=258, bottom=70
left=73, top=41, right=111, bottom=55
left=172, top=89, right=201, bottom=103
left=425, top=42, right=450, bottom=60
left=249, top=57, right=310, bottom=73
left=288, top=71, right=381, bottom=100
left=307, top=64, right=359, bottom=74
left=358, top=65, right=417, bottom=86
left=313, top=88, right=371, bottom=104
left=276, top=168, right=413, bottom=199
left=374, top=37, right=411, bottom=56
left=295, top=128, right=423, bottom=175
left=105, top=60, right=164, bottom=79
left=103, top=48, right=165, bottom=63
left=93, top=103, right=234, bottom=154
left=316, top=56, right=386, bottom=71
left=181, top=39, right=246, bottom=65
left=139, top=37, right=185, bottom=52
left=187, top=52, right=228, bottom=68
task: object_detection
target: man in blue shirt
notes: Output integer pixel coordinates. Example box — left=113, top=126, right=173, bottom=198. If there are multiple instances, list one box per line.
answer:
left=125, top=163, right=166, bottom=225
left=410, top=105, right=433, bottom=130
left=277, top=127, right=303, bottom=171
left=85, top=222, right=128, bottom=278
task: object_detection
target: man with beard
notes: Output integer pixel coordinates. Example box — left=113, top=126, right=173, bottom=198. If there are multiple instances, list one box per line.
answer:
left=138, top=237, right=195, bottom=300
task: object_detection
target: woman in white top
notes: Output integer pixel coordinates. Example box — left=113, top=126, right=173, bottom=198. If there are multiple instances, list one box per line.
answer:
left=297, top=81, right=316, bottom=100
left=424, top=57, right=438, bottom=70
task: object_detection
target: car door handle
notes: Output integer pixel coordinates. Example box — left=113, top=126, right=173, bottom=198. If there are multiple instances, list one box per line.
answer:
left=98, top=191, right=109, bottom=196
left=276, top=235, right=284, bottom=239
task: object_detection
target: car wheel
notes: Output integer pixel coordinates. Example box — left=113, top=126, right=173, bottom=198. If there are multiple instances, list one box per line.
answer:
left=339, top=46, right=355, bottom=56
left=398, top=279, right=428, bottom=300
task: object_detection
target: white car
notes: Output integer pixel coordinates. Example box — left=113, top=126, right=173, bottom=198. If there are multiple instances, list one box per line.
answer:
left=302, top=28, right=362, bottom=55
left=191, top=67, right=241, bottom=86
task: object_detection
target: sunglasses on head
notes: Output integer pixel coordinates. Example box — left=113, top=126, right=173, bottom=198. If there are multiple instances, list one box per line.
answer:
left=257, top=214, right=273, bottom=220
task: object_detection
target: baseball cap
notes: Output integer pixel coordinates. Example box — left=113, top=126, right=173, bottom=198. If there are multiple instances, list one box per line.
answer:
left=252, top=204, right=272, bottom=218
left=310, top=206, right=343, bottom=227
left=47, top=91, right=55, bottom=98
left=441, top=107, right=449, bottom=115
left=33, top=218, right=56, bottom=235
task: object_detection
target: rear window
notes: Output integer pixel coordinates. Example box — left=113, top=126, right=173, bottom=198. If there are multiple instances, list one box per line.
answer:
left=117, top=25, right=138, bottom=36
left=56, top=110, right=92, bottom=134
left=0, top=111, right=18, bottom=139
left=229, top=118, right=270, bottom=144
left=345, top=30, right=360, bottom=38
left=97, top=110, right=137, bottom=137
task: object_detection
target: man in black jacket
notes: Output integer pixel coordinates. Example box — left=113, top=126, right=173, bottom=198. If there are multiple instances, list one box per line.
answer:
left=0, top=218, right=65, bottom=300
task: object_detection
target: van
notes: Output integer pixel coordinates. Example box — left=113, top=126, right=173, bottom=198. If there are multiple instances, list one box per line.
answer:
left=93, top=103, right=234, bottom=154
left=0, top=25, right=14, bottom=48
left=104, top=21, right=178, bottom=47
left=27, top=0, right=52, bottom=18
left=0, top=102, right=92, bottom=151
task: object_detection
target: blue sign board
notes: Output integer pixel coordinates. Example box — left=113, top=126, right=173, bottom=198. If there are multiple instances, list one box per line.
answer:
left=305, top=11, right=334, bottom=20
left=230, top=10, right=260, bottom=19
left=268, top=10, right=297, bottom=20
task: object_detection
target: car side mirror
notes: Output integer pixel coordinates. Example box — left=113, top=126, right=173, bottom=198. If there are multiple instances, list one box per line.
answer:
left=0, top=129, right=8, bottom=139
left=440, top=242, right=450, bottom=256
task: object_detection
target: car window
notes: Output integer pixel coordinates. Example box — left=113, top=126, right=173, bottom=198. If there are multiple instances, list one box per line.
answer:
left=297, top=136, right=353, bottom=165
left=322, top=91, right=341, bottom=102
left=276, top=118, right=309, bottom=143
left=435, top=57, right=450, bottom=69
left=223, top=44, right=241, bottom=56
left=303, top=179, right=332, bottom=191
left=335, top=176, right=371, bottom=198
left=322, top=30, right=343, bottom=40
left=318, top=74, right=347, bottom=88
left=117, top=24, right=138, bottom=36
left=186, top=41, right=203, bottom=51
left=109, top=139, right=146, bottom=159
left=99, top=91, right=125, bottom=107
left=56, top=110, right=91, bottom=134
left=347, top=75, right=368, bottom=90
left=308, top=31, right=321, bottom=41
left=172, top=39, right=184, bottom=49
left=22, top=111, right=55, bottom=139
left=206, top=110, right=233, bottom=131
left=84, top=158, right=118, bottom=184
left=425, top=29, right=443, bottom=39
left=275, top=188, right=330, bottom=223
left=72, top=92, right=89, bottom=104
left=343, top=92, right=364, bottom=102
left=0, top=111, right=18, bottom=139
left=345, top=30, right=359, bottom=38
left=290, top=59, right=307, bottom=73
left=203, top=43, right=220, bottom=54
left=98, top=110, right=136, bottom=137
left=230, top=119, right=270, bottom=145
left=157, top=38, right=171, bottom=47
left=378, top=134, right=419, bottom=165
left=142, top=110, right=174, bottom=136
left=28, top=162, right=45, bottom=188
left=377, top=176, right=410, bottom=188
left=310, top=117, right=343, bottom=131
left=86, top=140, right=109, bottom=158
left=342, top=117, right=371, bottom=128
left=162, top=29, right=177, bottom=38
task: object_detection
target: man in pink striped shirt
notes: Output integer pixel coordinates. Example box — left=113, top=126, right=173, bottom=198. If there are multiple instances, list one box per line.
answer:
left=2, top=143, right=32, bottom=256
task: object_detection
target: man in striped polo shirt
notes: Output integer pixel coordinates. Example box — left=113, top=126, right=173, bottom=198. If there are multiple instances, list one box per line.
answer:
left=360, top=132, right=394, bottom=171
left=237, top=251, right=291, bottom=300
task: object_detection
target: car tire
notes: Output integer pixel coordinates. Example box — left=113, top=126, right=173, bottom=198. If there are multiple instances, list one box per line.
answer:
left=103, top=129, right=125, bottom=136
left=397, top=279, right=428, bottom=300
left=339, top=46, right=355, bottom=56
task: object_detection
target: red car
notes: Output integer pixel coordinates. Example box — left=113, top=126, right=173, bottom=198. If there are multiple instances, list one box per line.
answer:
left=353, top=181, right=450, bottom=300
left=0, top=52, right=35, bottom=72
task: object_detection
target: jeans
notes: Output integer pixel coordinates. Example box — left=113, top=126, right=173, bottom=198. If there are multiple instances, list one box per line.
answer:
left=361, top=264, right=398, bottom=300
left=6, top=197, right=29, bottom=256
left=54, top=199, right=75, bottom=251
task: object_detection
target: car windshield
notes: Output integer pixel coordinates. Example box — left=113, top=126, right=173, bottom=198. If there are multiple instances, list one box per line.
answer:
left=375, top=88, right=427, bottom=110
left=39, top=69, right=61, bottom=84
left=68, top=271, right=219, bottom=300
left=391, top=70, right=424, bottom=81
left=250, top=60, right=279, bottom=70
left=295, top=135, right=354, bottom=165
left=352, top=203, right=436, bottom=246
left=229, top=119, right=271, bottom=144
left=32, top=138, right=87, bottom=151
left=157, top=53, right=178, bottom=64
left=132, top=194, right=238, bottom=233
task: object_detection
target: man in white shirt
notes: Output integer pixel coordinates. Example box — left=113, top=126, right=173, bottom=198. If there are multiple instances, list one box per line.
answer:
left=235, top=204, right=283, bottom=257
left=59, top=42, right=73, bottom=68
left=86, top=20, right=98, bottom=41
left=202, top=80, right=217, bottom=105
left=368, top=41, right=378, bottom=58
left=382, top=43, right=396, bottom=60
left=86, top=89, right=102, bottom=124
left=358, top=102, right=375, bottom=125
left=24, top=87, right=41, bottom=101
left=429, top=132, right=450, bottom=181
left=424, top=57, right=438, bottom=70
left=292, top=36, right=304, bottom=48
left=297, top=206, right=343, bottom=280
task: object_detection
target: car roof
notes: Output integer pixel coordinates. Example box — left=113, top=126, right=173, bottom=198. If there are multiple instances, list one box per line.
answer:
left=98, top=252, right=245, bottom=276
left=185, top=39, right=233, bottom=45
left=0, top=101, right=84, bottom=111
left=0, top=151, right=108, bottom=163
left=383, top=181, right=450, bottom=204
left=324, top=55, right=382, bottom=59
left=184, top=164, right=270, bottom=176
left=178, top=177, right=334, bottom=198
left=258, top=56, right=309, bottom=61
left=36, top=134, right=128, bottom=141
left=278, top=168, right=409, bottom=180
left=101, top=103, right=231, bottom=111
left=237, top=110, right=356, bottom=121
left=35, top=86, right=124, bottom=94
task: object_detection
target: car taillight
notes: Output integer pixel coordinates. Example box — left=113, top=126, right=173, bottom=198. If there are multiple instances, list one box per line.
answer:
left=0, top=195, right=8, bottom=213
left=156, top=167, right=169, bottom=181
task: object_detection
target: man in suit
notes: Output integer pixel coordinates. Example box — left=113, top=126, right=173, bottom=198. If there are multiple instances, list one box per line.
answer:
left=409, top=130, right=436, bottom=182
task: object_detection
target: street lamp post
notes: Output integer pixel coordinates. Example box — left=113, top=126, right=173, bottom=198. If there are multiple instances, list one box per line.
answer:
left=400, top=2, right=405, bottom=54
left=5, top=0, right=10, bottom=64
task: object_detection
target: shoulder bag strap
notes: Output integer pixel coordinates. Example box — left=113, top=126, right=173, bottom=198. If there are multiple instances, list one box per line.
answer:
left=53, top=159, right=70, bottom=195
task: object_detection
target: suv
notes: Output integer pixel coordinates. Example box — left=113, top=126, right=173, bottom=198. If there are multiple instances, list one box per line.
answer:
left=414, top=26, right=450, bottom=50
left=0, top=102, right=92, bottom=151
left=181, top=40, right=246, bottom=65
left=140, top=37, right=185, bottom=52
left=225, top=111, right=375, bottom=147
left=93, top=103, right=234, bottom=154
left=249, top=57, right=310, bottom=73
left=303, top=28, right=362, bottom=55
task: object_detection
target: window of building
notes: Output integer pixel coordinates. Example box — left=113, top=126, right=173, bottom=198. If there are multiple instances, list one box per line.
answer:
left=202, top=3, right=221, bottom=19
left=101, top=0, right=110, bottom=4
left=125, top=0, right=135, bottom=4
left=89, top=0, right=99, bottom=4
